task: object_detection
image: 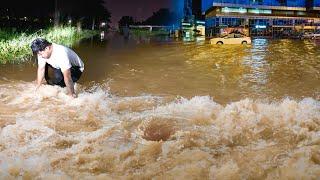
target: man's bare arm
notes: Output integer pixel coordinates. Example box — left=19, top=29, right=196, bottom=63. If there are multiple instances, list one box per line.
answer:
left=62, top=69, right=76, bottom=97
left=36, top=66, right=45, bottom=89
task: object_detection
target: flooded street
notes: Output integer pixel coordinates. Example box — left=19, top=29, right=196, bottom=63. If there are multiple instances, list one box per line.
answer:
left=0, top=33, right=320, bottom=179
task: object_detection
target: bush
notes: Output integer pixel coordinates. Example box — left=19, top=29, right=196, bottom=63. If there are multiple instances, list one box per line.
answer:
left=0, top=27, right=98, bottom=64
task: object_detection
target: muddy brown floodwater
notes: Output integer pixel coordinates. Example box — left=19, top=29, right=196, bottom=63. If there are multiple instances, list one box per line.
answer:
left=0, top=33, right=319, bottom=179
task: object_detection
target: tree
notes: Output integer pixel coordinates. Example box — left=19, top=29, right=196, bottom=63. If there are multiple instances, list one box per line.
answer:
left=143, top=8, right=177, bottom=26
left=0, top=0, right=55, bottom=29
left=0, top=0, right=111, bottom=29
left=2, top=0, right=54, bottom=18
left=54, top=0, right=59, bottom=27
left=82, top=0, right=111, bottom=30
left=59, top=0, right=111, bottom=29
left=118, top=16, right=135, bottom=27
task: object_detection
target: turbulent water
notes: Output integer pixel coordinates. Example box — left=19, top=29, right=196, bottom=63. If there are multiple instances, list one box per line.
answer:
left=0, top=34, right=320, bottom=179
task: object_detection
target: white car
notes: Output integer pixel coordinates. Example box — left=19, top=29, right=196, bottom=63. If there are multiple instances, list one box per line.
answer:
left=300, top=32, right=320, bottom=39
left=210, top=33, right=251, bottom=45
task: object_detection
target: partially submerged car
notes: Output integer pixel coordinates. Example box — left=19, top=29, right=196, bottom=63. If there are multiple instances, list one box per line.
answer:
left=210, top=33, right=251, bottom=45
left=300, top=31, right=320, bottom=39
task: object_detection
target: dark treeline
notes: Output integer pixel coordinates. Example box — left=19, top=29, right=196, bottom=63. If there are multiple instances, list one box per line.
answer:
left=118, top=8, right=178, bottom=28
left=144, top=9, right=177, bottom=26
left=0, top=0, right=111, bottom=31
left=0, top=0, right=52, bottom=30
left=1, top=1, right=53, bottom=18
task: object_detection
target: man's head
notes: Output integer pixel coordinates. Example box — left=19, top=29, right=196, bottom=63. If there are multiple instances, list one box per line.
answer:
left=30, top=38, right=52, bottom=59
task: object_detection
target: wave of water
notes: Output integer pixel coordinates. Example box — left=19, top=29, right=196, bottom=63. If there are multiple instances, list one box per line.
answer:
left=0, top=81, right=319, bottom=179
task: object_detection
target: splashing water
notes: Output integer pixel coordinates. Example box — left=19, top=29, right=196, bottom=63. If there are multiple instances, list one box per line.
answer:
left=0, top=81, right=319, bottom=179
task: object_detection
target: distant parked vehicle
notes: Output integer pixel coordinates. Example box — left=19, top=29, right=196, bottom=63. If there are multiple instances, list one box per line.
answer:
left=210, top=33, right=251, bottom=45
left=300, top=31, right=320, bottom=39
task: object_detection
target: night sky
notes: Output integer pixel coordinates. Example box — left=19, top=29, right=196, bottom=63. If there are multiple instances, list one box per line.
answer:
left=104, top=0, right=184, bottom=27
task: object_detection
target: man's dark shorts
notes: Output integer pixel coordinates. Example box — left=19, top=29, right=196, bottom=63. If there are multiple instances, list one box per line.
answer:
left=45, top=63, right=82, bottom=87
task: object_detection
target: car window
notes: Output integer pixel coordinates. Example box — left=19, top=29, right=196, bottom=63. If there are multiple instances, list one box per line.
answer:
left=225, top=34, right=234, bottom=38
left=234, top=34, right=243, bottom=38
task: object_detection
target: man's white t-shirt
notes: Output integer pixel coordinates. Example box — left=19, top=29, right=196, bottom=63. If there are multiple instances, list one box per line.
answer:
left=38, top=43, right=84, bottom=72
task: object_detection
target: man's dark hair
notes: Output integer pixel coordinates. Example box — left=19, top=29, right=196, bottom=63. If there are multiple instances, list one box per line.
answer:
left=30, top=38, right=52, bottom=54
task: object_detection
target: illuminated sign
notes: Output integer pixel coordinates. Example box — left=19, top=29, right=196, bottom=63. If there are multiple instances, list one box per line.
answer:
left=248, top=9, right=272, bottom=14
left=222, top=7, right=247, bottom=13
left=185, top=32, right=190, bottom=38
left=255, top=25, right=267, bottom=29
left=196, top=21, right=205, bottom=25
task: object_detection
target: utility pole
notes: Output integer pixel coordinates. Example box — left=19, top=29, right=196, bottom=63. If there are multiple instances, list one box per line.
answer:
left=92, top=18, right=95, bottom=30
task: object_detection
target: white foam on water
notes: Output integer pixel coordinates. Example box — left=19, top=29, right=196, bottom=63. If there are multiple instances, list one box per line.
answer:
left=1, top=119, right=56, bottom=150
left=154, top=96, right=222, bottom=120
left=0, top=82, right=319, bottom=179
left=0, top=154, right=54, bottom=179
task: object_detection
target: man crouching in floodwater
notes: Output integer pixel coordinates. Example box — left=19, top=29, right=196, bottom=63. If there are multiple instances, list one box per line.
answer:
left=31, top=38, right=84, bottom=98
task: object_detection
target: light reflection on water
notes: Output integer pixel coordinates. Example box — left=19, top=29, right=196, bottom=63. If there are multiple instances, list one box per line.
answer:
left=0, top=33, right=319, bottom=178
left=1, top=34, right=319, bottom=103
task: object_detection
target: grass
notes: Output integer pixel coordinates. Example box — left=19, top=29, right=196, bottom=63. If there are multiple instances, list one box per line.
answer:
left=0, top=29, right=20, bottom=41
left=0, top=27, right=98, bottom=64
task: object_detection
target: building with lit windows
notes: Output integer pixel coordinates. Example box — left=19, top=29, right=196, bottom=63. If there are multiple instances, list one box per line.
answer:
left=202, top=0, right=320, bottom=37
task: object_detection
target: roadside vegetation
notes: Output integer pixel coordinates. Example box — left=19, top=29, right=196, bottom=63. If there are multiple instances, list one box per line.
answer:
left=0, top=27, right=98, bottom=64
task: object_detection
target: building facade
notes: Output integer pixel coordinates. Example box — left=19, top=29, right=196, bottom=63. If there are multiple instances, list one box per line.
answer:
left=202, top=0, right=320, bottom=37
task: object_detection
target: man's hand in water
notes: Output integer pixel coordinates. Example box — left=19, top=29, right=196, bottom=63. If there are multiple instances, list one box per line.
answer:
left=62, top=69, right=77, bottom=98
left=36, top=66, right=45, bottom=91
left=68, top=93, right=77, bottom=98
left=35, top=84, right=40, bottom=91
